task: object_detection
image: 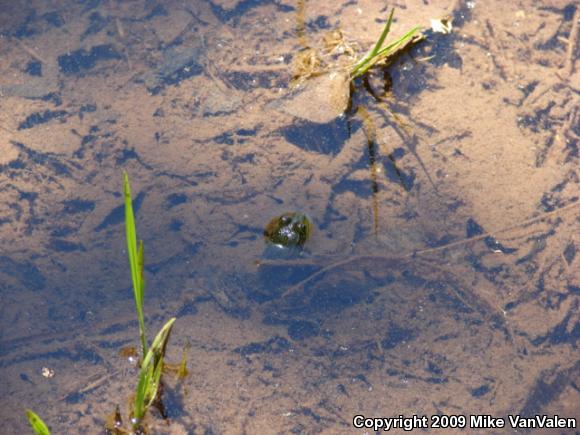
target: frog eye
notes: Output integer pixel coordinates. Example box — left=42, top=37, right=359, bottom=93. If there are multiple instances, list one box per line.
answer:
left=280, top=216, right=291, bottom=225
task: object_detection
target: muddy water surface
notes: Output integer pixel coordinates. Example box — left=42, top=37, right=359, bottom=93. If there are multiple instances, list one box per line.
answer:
left=0, top=0, right=578, bottom=433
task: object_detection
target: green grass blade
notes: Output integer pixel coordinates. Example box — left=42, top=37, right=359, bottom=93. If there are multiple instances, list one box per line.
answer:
left=136, top=239, right=147, bottom=356
left=124, top=172, right=148, bottom=357
left=147, top=318, right=176, bottom=364
left=351, top=9, right=394, bottom=77
left=375, top=25, right=421, bottom=58
left=133, top=318, right=176, bottom=426
left=352, top=25, right=422, bottom=78
left=350, top=8, right=423, bottom=80
left=26, top=410, right=51, bottom=435
left=134, top=363, right=151, bottom=422
left=372, top=8, right=395, bottom=56
left=146, top=355, right=165, bottom=408
left=124, top=172, right=139, bottom=294
left=144, top=317, right=175, bottom=406
left=177, top=343, right=190, bottom=379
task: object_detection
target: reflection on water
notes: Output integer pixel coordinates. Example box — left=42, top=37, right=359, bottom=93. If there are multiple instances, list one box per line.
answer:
left=0, top=0, right=578, bottom=432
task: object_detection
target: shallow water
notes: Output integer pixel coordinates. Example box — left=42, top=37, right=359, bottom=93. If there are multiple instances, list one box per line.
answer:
left=0, top=0, right=578, bottom=433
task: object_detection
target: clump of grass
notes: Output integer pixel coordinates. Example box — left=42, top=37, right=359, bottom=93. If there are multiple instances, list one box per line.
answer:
left=350, top=8, right=423, bottom=79
left=280, top=8, right=423, bottom=123
left=24, top=175, right=181, bottom=434
left=26, top=410, right=51, bottom=435
left=123, top=172, right=177, bottom=430
left=133, top=318, right=175, bottom=425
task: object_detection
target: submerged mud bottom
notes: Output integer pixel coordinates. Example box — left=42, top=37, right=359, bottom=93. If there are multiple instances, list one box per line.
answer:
left=260, top=254, right=501, bottom=326
left=0, top=0, right=578, bottom=432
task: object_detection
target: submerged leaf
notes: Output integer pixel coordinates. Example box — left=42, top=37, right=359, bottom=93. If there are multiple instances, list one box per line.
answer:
left=177, top=344, right=189, bottom=379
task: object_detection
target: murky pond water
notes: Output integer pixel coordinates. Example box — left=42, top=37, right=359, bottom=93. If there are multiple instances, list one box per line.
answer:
left=0, top=0, right=578, bottom=433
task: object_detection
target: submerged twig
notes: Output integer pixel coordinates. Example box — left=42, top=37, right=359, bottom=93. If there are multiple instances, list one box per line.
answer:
left=387, top=117, right=440, bottom=193
left=295, top=0, right=309, bottom=50
left=265, top=201, right=579, bottom=301
left=357, top=106, right=381, bottom=235
left=13, top=38, right=49, bottom=64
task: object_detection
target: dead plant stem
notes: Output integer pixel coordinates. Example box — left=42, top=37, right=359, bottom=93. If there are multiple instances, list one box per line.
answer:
left=269, top=201, right=579, bottom=300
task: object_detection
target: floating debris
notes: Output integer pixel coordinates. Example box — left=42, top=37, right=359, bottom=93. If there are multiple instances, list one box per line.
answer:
left=430, top=16, right=453, bottom=34
left=41, top=367, right=55, bottom=378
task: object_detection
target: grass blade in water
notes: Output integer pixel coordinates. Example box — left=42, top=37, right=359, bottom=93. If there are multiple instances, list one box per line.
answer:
left=133, top=317, right=176, bottom=425
left=26, top=410, right=51, bottom=435
left=351, top=8, right=395, bottom=77
left=124, top=172, right=148, bottom=356
left=350, top=9, right=422, bottom=79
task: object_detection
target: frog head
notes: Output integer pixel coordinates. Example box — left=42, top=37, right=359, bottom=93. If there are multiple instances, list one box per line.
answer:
left=264, top=212, right=312, bottom=248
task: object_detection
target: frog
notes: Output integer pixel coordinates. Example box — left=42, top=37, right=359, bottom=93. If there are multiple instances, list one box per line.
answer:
left=249, top=212, right=315, bottom=304
left=263, top=212, right=312, bottom=250
left=198, top=212, right=317, bottom=333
